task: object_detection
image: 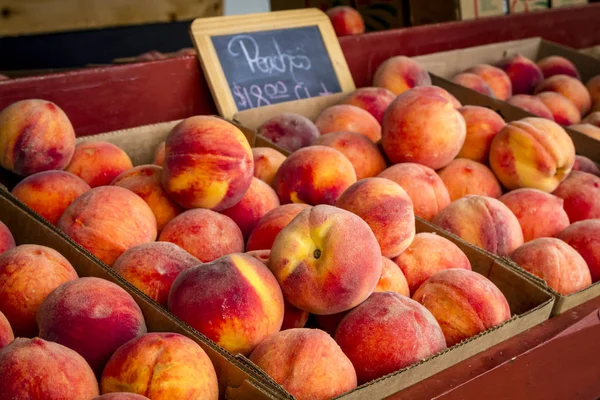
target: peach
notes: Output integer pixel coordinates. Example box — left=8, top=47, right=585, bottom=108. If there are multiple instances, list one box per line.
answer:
left=557, top=219, right=600, bottom=282
left=413, top=269, right=511, bottom=347
left=433, top=195, right=524, bottom=256
left=258, top=113, right=320, bottom=152
left=582, top=111, right=600, bottom=128
left=37, top=277, right=147, bottom=374
left=100, top=333, right=218, bottom=400
left=269, top=205, right=381, bottom=315
left=378, top=163, right=451, bottom=221
left=252, top=147, right=286, bottom=186
left=168, top=253, right=284, bottom=355
left=245, top=249, right=270, bottom=265
left=377, top=257, right=410, bottom=297
left=573, top=155, right=600, bottom=176
left=161, top=116, right=253, bottom=211
left=409, top=86, right=462, bottom=108
left=438, top=159, right=503, bottom=201
left=0, top=220, right=15, bottom=255
left=11, top=170, right=91, bottom=225
left=0, top=99, right=75, bottom=176
left=552, top=170, right=600, bottom=223
left=452, top=73, right=496, bottom=98
left=273, top=146, right=356, bottom=206
left=393, top=232, right=472, bottom=295
left=499, top=188, right=570, bottom=242
left=153, top=141, right=165, bottom=166
left=510, top=238, right=591, bottom=295
left=315, top=104, right=381, bottom=142
left=0, top=338, right=99, bottom=399
left=341, top=87, right=396, bottom=124
left=457, top=105, right=506, bottom=163
left=327, top=6, right=365, bottom=37
left=585, top=75, right=600, bottom=106
left=113, top=242, right=199, bottom=307
left=65, top=141, right=133, bottom=188
left=281, top=301, right=310, bottom=330
left=335, top=292, right=446, bottom=384
left=246, top=204, right=311, bottom=251
left=489, top=117, right=575, bottom=192
left=536, top=92, right=581, bottom=125
left=497, top=54, right=544, bottom=95
left=220, top=177, right=280, bottom=239
left=0, top=244, right=77, bottom=337
left=535, top=74, right=591, bottom=115
left=0, top=310, right=14, bottom=349
left=382, top=88, right=466, bottom=169
left=373, top=56, right=432, bottom=96
left=159, top=208, right=243, bottom=262
left=94, top=394, right=150, bottom=400
left=57, top=186, right=157, bottom=266
left=507, top=95, right=554, bottom=120
left=336, top=177, right=415, bottom=258
left=313, top=131, right=387, bottom=180
left=569, top=123, right=600, bottom=140
left=250, top=328, right=357, bottom=399
left=467, top=64, right=513, bottom=100
left=537, top=56, right=580, bottom=79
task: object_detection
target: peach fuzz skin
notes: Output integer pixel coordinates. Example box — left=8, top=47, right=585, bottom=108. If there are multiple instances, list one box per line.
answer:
left=326, top=6, right=365, bottom=37
left=489, top=117, right=575, bottom=193
left=0, top=99, right=76, bottom=177
left=557, top=219, right=600, bottom=283
left=457, top=105, right=506, bottom=163
left=0, top=220, right=15, bottom=255
left=409, top=86, right=462, bottom=109
left=269, top=205, right=382, bottom=315
left=246, top=204, right=311, bottom=251
left=507, top=95, right=554, bottom=120
left=537, top=56, right=580, bottom=79
left=252, top=147, right=286, bottom=186
left=0, top=244, right=78, bottom=337
left=65, top=141, right=133, bottom=188
left=315, top=105, right=381, bottom=142
left=378, top=163, right=451, bottom=221
left=250, top=328, right=357, bottom=400
left=334, top=292, right=446, bottom=384
left=273, top=146, right=357, bottom=206
left=112, top=242, right=200, bottom=307
left=413, top=269, right=511, bottom=347
left=153, top=141, right=166, bottom=166
left=510, top=238, right=591, bottom=295
left=536, top=92, right=581, bottom=126
left=258, top=113, right=320, bottom=153
left=168, top=253, right=284, bottom=355
left=377, top=257, right=410, bottom=297
left=342, top=87, right=396, bottom=124
left=438, top=158, right=502, bottom=201
left=0, top=338, right=99, bottom=400
left=535, top=74, right=591, bottom=116
left=393, top=232, right=472, bottom=295
left=336, top=177, right=415, bottom=259
left=101, top=333, right=218, bottom=400
left=0, top=310, right=14, bottom=349
left=373, top=56, right=432, bottom=96
left=573, top=155, right=600, bottom=177
left=452, top=73, right=495, bottom=98
left=433, top=195, right=524, bottom=256
left=467, top=64, right=512, bottom=100
left=161, top=116, right=253, bottom=211
left=57, top=186, right=157, bottom=266
left=552, top=171, right=600, bottom=223
left=497, top=54, right=543, bottom=95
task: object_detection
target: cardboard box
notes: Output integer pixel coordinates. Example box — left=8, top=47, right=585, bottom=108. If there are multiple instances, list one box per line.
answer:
left=408, top=0, right=507, bottom=25
left=508, top=0, right=550, bottom=13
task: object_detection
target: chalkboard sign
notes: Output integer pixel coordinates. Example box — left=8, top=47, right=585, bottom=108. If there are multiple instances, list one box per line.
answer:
left=190, top=9, right=355, bottom=118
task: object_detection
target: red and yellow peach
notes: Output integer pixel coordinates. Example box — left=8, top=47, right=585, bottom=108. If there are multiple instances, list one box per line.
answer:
left=246, top=204, right=311, bottom=251
left=536, top=92, right=581, bottom=125
left=373, top=56, right=432, bottom=96
left=315, top=105, right=381, bottom=142
left=377, top=257, right=410, bottom=297
left=457, top=105, right=506, bottom=163
left=327, top=6, right=365, bottom=37
left=341, top=87, right=396, bottom=124
left=66, top=141, right=133, bottom=188
left=438, top=158, right=503, bottom=201
left=535, top=74, right=592, bottom=116
left=557, top=219, right=600, bottom=282
left=467, top=64, right=513, bottom=100
left=537, top=56, right=580, bottom=79
left=252, top=147, right=286, bottom=186
left=452, top=73, right=495, bottom=97
left=497, top=54, right=544, bottom=95
left=507, top=95, right=554, bottom=120
left=0, top=221, right=15, bottom=255
left=552, top=171, right=600, bottom=223
left=573, top=155, right=600, bottom=176
left=153, top=141, right=166, bottom=166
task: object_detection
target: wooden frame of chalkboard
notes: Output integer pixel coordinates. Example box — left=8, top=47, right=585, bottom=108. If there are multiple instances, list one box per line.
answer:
left=189, top=8, right=356, bottom=118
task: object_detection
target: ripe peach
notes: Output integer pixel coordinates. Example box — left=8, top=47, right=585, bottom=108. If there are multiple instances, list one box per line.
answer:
left=510, top=238, right=591, bottom=295
left=377, top=257, right=410, bottom=297
left=373, top=56, right=432, bottom=96
left=100, top=333, right=218, bottom=400
left=0, top=221, right=15, bottom=255
left=433, top=195, right=524, bottom=256
left=153, top=141, right=165, bottom=166
left=378, top=163, right=451, bottom=221
left=111, top=165, right=183, bottom=233
left=497, top=54, right=544, bottom=95
left=573, top=155, right=600, bottom=176
left=158, top=208, right=243, bottom=262
left=341, top=87, right=396, bottom=124
left=413, top=269, right=511, bottom=347
left=382, top=88, right=466, bottom=169
left=281, top=302, right=309, bottom=330
left=585, top=75, right=600, bottom=106
left=94, top=394, right=150, bottom=400
left=168, top=253, right=284, bottom=355
left=220, top=177, right=280, bottom=239
left=537, top=56, right=580, bottom=79
left=536, top=92, right=581, bottom=125
left=467, top=64, right=513, bottom=100
left=245, top=249, right=270, bottom=265
left=569, top=123, right=600, bottom=140
left=452, top=73, right=495, bottom=97
left=0, top=338, right=99, bottom=399
left=0, top=99, right=75, bottom=176
left=507, top=95, right=554, bottom=120
left=112, top=242, right=199, bottom=307
left=582, top=112, right=600, bottom=128
left=499, top=188, right=570, bottom=242
left=557, top=219, right=600, bottom=282
left=246, top=204, right=311, bottom=251
left=66, top=141, right=133, bottom=188
left=315, top=104, right=381, bottom=142
left=258, top=113, right=320, bottom=152
left=535, top=75, right=592, bottom=115
left=457, top=105, right=506, bottom=163
left=313, top=131, right=387, bottom=180
left=269, top=205, right=381, bottom=315
left=489, top=118, right=575, bottom=192
left=57, top=186, right=157, bottom=266
left=0, top=244, right=78, bottom=337
left=252, top=147, right=286, bottom=186
left=250, top=328, right=357, bottom=399
left=335, top=292, right=446, bottom=384
left=552, top=171, right=600, bottom=223
left=393, top=232, right=472, bottom=295
left=438, top=159, right=502, bottom=201
left=273, top=146, right=356, bottom=206
left=410, top=86, right=462, bottom=108
left=327, top=6, right=365, bottom=37
left=161, top=116, right=253, bottom=210
left=336, top=177, right=415, bottom=258
left=0, top=310, right=14, bottom=349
